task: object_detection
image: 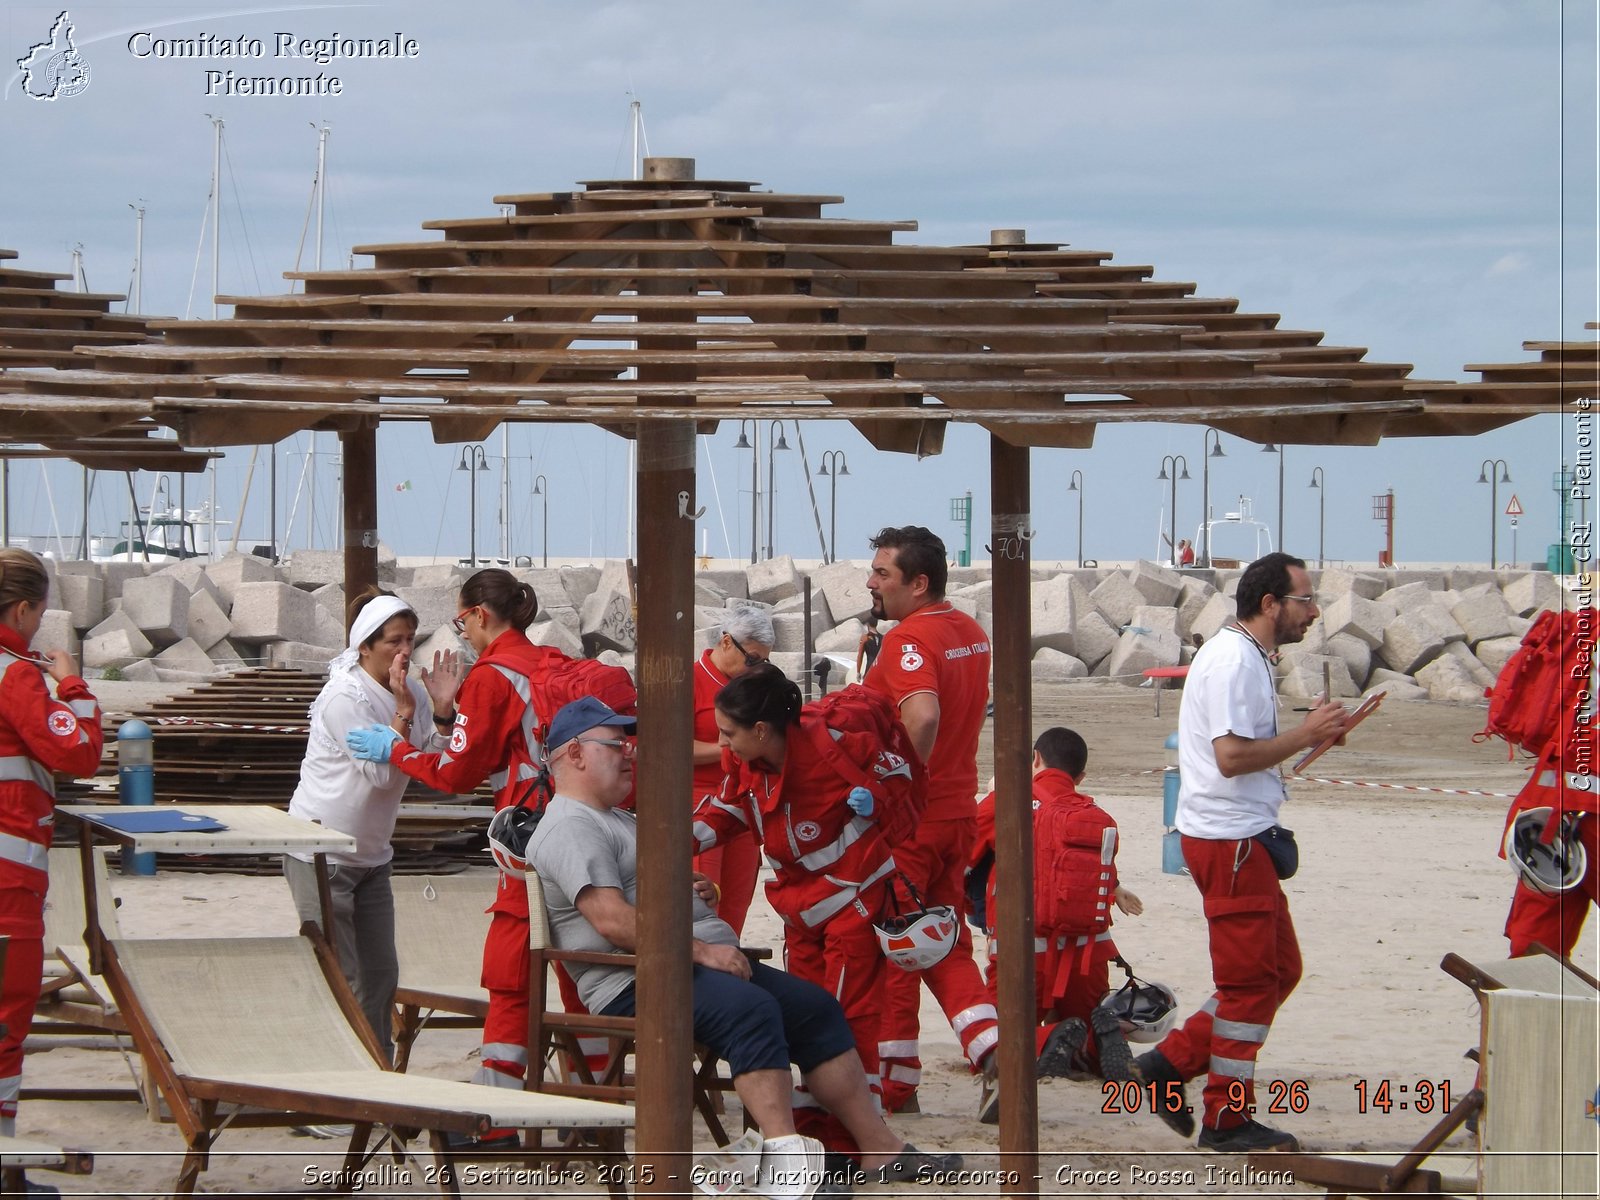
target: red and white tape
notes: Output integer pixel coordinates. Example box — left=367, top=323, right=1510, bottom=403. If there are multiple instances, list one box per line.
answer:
left=149, top=716, right=310, bottom=733
left=1291, top=775, right=1514, bottom=799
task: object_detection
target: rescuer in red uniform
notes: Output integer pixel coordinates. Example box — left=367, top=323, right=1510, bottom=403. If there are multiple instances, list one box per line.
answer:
left=862, top=525, right=998, bottom=1119
left=0, top=549, right=104, bottom=1160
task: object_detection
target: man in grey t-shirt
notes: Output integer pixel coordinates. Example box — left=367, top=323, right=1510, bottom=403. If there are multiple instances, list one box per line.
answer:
left=525, top=697, right=958, bottom=1196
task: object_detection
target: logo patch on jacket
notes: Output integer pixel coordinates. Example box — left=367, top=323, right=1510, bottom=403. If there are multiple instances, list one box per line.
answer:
left=899, top=643, right=924, bottom=672
left=47, top=710, right=77, bottom=737
left=795, top=820, right=822, bottom=842
left=448, top=726, right=468, bottom=755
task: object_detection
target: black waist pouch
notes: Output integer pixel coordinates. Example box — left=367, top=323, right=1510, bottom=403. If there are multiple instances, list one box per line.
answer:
left=1253, top=824, right=1299, bottom=880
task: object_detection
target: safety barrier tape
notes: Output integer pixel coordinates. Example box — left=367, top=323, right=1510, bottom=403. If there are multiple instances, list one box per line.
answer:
left=1116, top=766, right=1515, bottom=800
left=148, top=716, right=310, bottom=733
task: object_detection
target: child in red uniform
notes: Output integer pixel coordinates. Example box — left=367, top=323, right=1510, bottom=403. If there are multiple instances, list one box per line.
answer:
left=970, top=727, right=1141, bottom=1085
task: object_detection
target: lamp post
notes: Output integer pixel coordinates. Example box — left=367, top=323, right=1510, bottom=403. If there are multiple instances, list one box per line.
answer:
left=1067, top=469, right=1085, bottom=567
left=1157, top=455, right=1190, bottom=565
left=1477, top=458, right=1511, bottom=568
left=456, top=444, right=490, bottom=566
left=764, top=419, right=790, bottom=560
left=1200, top=428, right=1226, bottom=566
left=532, top=474, right=548, bottom=568
left=1261, top=443, right=1284, bottom=552
left=817, top=450, right=849, bottom=564
left=734, top=420, right=759, bottom=564
left=1308, top=466, right=1326, bottom=568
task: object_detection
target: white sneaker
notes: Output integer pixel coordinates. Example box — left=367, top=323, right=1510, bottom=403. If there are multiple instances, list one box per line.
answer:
left=754, top=1133, right=826, bottom=1200
left=693, top=1129, right=764, bottom=1196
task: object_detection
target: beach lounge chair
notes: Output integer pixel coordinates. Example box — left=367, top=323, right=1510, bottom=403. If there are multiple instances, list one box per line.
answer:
left=1255, top=947, right=1598, bottom=1199
left=391, top=873, right=492, bottom=1073
left=100, top=926, right=634, bottom=1197
left=524, top=866, right=743, bottom=1143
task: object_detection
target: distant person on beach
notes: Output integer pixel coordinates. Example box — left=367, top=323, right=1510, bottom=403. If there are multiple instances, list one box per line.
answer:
left=690, top=607, right=774, bottom=937
left=284, top=588, right=462, bottom=1064
left=855, top=616, right=882, bottom=681
left=0, top=549, right=104, bottom=1164
left=969, top=727, right=1142, bottom=1086
left=1137, top=552, right=1349, bottom=1155
left=1178, top=539, right=1196, bottom=567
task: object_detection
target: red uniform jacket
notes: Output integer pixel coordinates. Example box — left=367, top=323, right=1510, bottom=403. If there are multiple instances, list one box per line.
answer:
left=390, top=629, right=559, bottom=918
left=0, top=627, right=103, bottom=934
left=693, top=716, right=902, bottom=930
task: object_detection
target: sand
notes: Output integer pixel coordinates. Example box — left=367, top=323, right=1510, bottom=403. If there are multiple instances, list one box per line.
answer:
left=14, top=683, right=1593, bottom=1197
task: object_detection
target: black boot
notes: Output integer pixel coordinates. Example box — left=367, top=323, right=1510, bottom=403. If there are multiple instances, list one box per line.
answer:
left=1090, top=1004, right=1137, bottom=1083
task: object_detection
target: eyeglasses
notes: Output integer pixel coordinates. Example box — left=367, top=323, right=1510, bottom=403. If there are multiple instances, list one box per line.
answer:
left=451, top=605, right=480, bottom=635
left=1278, top=593, right=1315, bottom=605
left=573, top=737, right=636, bottom=756
left=728, top=635, right=768, bottom=669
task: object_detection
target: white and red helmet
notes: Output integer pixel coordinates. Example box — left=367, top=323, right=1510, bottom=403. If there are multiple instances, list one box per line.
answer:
left=487, top=804, right=541, bottom=875
left=874, top=904, right=959, bottom=972
left=1503, top=807, right=1587, bottom=895
left=1100, top=960, right=1179, bottom=1043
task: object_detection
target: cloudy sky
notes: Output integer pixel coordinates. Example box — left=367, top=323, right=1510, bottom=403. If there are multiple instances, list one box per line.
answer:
left=3, top=1, right=1594, bottom=568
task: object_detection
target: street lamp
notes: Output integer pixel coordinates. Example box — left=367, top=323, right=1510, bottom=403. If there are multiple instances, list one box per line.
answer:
left=1156, top=455, right=1190, bottom=565
left=817, top=450, right=850, bottom=564
left=1261, top=443, right=1284, bottom=552
left=1308, top=467, right=1326, bottom=569
left=456, top=444, right=490, bottom=567
left=734, top=420, right=759, bottom=564
left=1067, top=470, right=1085, bottom=567
left=765, top=420, right=790, bottom=560
left=532, top=474, right=548, bottom=569
left=1200, top=429, right=1226, bottom=566
left=1477, top=458, right=1511, bottom=569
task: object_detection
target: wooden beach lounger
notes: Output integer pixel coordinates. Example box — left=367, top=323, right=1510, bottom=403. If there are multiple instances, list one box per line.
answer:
left=101, top=928, right=634, bottom=1197
left=391, top=873, right=492, bottom=1073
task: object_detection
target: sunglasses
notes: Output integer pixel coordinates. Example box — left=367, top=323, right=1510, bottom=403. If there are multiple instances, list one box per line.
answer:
left=573, top=737, right=636, bottom=756
left=728, top=635, right=768, bottom=669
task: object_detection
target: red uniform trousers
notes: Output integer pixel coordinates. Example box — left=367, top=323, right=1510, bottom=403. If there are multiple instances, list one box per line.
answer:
left=1156, top=835, right=1301, bottom=1130
left=878, top=816, right=998, bottom=1110
left=1504, top=811, right=1599, bottom=957
left=477, top=909, right=532, bottom=1089
left=784, top=885, right=887, bottom=1155
left=0, top=891, right=44, bottom=1135
left=693, top=829, right=762, bottom=939
left=985, top=937, right=1113, bottom=1067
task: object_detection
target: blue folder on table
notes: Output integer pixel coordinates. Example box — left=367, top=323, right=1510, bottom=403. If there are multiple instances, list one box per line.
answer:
left=89, top=810, right=229, bottom=834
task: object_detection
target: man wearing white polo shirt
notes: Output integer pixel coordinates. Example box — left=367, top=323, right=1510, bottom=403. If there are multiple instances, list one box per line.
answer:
left=1137, top=552, right=1349, bottom=1155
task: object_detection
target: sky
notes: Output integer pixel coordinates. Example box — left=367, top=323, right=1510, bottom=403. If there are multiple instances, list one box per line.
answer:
left=2, top=0, right=1595, bottom=569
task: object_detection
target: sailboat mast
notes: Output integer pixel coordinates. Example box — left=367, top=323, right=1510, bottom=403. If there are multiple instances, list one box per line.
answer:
left=209, top=116, right=222, bottom=319
left=129, top=202, right=145, bottom=313
left=314, top=124, right=329, bottom=270
left=500, top=423, right=511, bottom=560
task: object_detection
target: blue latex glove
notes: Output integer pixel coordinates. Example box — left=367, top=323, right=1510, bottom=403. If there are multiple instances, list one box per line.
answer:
left=347, top=724, right=402, bottom=762
left=846, top=786, right=874, bottom=817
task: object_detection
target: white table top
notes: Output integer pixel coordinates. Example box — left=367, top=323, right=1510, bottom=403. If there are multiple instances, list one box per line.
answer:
left=57, top=804, right=357, bottom=857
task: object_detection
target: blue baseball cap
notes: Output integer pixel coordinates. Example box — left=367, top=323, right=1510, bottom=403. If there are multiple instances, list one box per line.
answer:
left=546, top=696, right=637, bottom=753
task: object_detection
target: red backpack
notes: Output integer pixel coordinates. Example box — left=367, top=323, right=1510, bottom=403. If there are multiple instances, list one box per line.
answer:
left=1477, top=608, right=1594, bottom=761
left=799, top=684, right=927, bottom=845
left=1032, top=795, right=1117, bottom=941
left=496, top=647, right=638, bottom=813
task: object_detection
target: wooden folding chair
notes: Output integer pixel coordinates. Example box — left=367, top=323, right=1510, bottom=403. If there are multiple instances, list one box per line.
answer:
left=391, top=873, right=492, bottom=1072
left=101, top=925, right=634, bottom=1198
left=523, top=866, right=744, bottom=1143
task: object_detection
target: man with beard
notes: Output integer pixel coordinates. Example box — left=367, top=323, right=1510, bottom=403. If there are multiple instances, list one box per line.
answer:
left=1137, top=553, right=1349, bottom=1155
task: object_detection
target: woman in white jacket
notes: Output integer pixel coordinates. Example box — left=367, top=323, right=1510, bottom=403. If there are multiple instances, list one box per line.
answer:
left=284, top=589, right=463, bottom=1063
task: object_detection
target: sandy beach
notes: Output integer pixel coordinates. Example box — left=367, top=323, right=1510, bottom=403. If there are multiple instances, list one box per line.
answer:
left=14, top=681, right=1591, bottom=1197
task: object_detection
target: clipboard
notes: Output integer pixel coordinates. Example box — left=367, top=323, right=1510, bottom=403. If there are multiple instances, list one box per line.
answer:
left=1292, top=690, right=1385, bottom=775
left=88, top=810, right=229, bottom=834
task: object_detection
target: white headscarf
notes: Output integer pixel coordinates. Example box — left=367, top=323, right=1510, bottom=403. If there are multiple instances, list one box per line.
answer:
left=306, top=594, right=417, bottom=752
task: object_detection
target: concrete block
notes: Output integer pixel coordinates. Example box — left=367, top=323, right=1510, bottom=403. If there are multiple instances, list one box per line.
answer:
left=1089, top=572, right=1145, bottom=631
left=263, top=641, right=339, bottom=673
left=185, top=586, right=232, bottom=651
left=766, top=652, right=807, bottom=681
left=1447, top=569, right=1500, bottom=592
left=376, top=543, right=399, bottom=585
left=83, top=610, right=153, bottom=671
left=1324, top=633, right=1373, bottom=690
left=747, top=555, right=802, bottom=605
left=415, top=625, right=472, bottom=671
left=1127, top=559, right=1183, bottom=607
left=530, top=618, right=585, bottom=659
left=120, top=575, right=189, bottom=647
left=1190, top=592, right=1235, bottom=643
left=56, top=572, right=106, bottom=633
left=205, top=553, right=278, bottom=607
left=229, top=582, right=319, bottom=645
left=99, top=561, right=151, bottom=602
left=951, top=580, right=993, bottom=627
left=1174, top=577, right=1217, bottom=640
left=1105, top=627, right=1182, bottom=682
left=771, top=612, right=809, bottom=654
left=207, top=639, right=250, bottom=670
left=560, top=566, right=602, bottom=606
left=1377, top=609, right=1447, bottom=675
left=1275, top=623, right=1329, bottom=678
left=812, top=561, right=874, bottom=625
left=1131, top=605, right=1178, bottom=636
left=698, top=570, right=748, bottom=601
left=119, top=658, right=160, bottom=683
left=1502, top=572, right=1564, bottom=618
left=513, top=568, right=572, bottom=615
left=396, top=586, right=458, bottom=639
left=410, top=563, right=466, bottom=590
left=695, top=580, right=727, bottom=608
left=1315, top=568, right=1387, bottom=601
left=34, top=610, right=79, bottom=659
left=153, top=637, right=217, bottom=678
left=1378, top=581, right=1439, bottom=608
left=1072, top=610, right=1119, bottom=672
left=1475, top=634, right=1523, bottom=680
left=816, top=618, right=865, bottom=655
left=1383, top=570, right=1446, bottom=591
left=310, top=604, right=345, bottom=650
left=1450, top=588, right=1515, bottom=647
left=1411, top=602, right=1467, bottom=647
left=1280, top=654, right=1358, bottom=700
left=578, top=561, right=636, bottom=654
left=1365, top=674, right=1429, bottom=702
left=774, top=588, right=834, bottom=633
left=1433, top=640, right=1495, bottom=688
left=1030, top=575, right=1082, bottom=655
left=155, top=560, right=223, bottom=606
left=285, top=549, right=346, bottom=591
left=1415, top=645, right=1492, bottom=702
left=947, top=566, right=989, bottom=588
left=1321, top=592, right=1396, bottom=650
left=1032, top=648, right=1088, bottom=682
